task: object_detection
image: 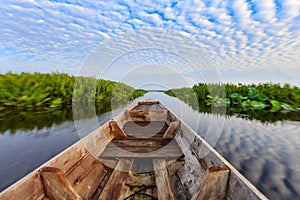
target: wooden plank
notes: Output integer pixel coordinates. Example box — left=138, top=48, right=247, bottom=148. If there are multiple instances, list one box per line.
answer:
left=124, top=134, right=166, bottom=139
left=123, top=121, right=168, bottom=136
left=109, top=121, right=127, bottom=138
left=163, top=120, right=180, bottom=139
left=47, top=143, right=88, bottom=174
left=81, top=124, right=115, bottom=158
left=126, top=110, right=168, bottom=122
left=123, top=121, right=167, bottom=127
left=121, top=134, right=165, bottom=140
left=153, top=159, right=176, bottom=200
left=167, top=159, right=187, bottom=200
left=98, top=159, right=134, bottom=200
left=39, top=167, right=81, bottom=200
left=138, top=101, right=159, bottom=105
left=100, top=146, right=183, bottom=158
left=0, top=172, right=45, bottom=200
left=196, top=165, right=230, bottom=200
left=226, top=172, right=267, bottom=200
left=175, top=135, right=207, bottom=200
left=109, top=138, right=177, bottom=147
left=66, top=154, right=107, bottom=199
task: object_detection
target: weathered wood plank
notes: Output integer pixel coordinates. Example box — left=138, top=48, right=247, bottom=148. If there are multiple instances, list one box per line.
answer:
left=196, top=165, right=230, bottom=200
left=98, top=159, right=134, bottom=200
left=123, top=121, right=167, bottom=128
left=167, top=159, right=187, bottom=200
left=163, top=120, right=180, bottom=139
left=109, top=121, right=127, bottom=138
left=110, top=138, right=177, bottom=147
left=175, top=135, right=206, bottom=200
left=138, top=101, right=159, bottom=105
left=126, top=110, right=168, bottom=122
left=153, top=159, right=176, bottom=200
left=123, top=121, right=168, bottom=138
left=47, top=143, right=88, bottom=174
left=121, top=134, right=164, bottom=140
left=100, top=146, right=183, bottom=158
left=226, top=172, right=268, bottom=200
left=66, top=154, right=107, bottom=199
left=0, top=172, right=45, bottom=200
left=81, top=124, right=115, bottom=158
left=39, top=167, right=81, bottom=200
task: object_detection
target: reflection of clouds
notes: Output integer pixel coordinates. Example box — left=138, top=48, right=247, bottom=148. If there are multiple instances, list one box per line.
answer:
left=214, top=116, right=300, bottom=200
left=0, top=0, right=300, bottom=84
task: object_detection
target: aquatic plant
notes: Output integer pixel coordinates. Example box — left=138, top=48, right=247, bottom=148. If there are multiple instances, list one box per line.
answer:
left=165, top=83, right=300, bottom=122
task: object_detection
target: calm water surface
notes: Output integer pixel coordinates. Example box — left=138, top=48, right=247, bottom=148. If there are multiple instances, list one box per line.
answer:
left=0, top=92, right=299, bottom=200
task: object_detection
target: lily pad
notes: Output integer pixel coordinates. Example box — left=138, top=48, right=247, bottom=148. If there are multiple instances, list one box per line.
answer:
left=251, top=101, right=267, bottom=110
left=242, top=100, right=252, bottom=108
left=248, top=87, right=258, bottom=99
left=281, top=103, right=294, bottom=111
left=270, top=100, right=281, bottom=108
left=230, top=93, right=239, bottom=99
left=258, top=95, right=269, bottom=101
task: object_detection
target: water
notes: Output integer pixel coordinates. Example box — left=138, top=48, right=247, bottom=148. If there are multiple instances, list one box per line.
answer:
left=0, top=92, right=299, bottom=199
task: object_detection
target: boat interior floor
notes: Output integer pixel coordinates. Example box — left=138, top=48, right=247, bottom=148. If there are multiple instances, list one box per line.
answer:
left=97, top=120, right=185, bottom=200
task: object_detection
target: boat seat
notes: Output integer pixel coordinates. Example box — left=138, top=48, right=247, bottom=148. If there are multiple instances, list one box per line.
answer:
left=39, top=154, right=108, bottom=200
left=163, top=120, right=180, bottom=139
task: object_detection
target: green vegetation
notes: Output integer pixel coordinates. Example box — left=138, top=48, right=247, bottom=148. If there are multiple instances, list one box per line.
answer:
left=165, top=83, right=300, bottom=122
left=0, top=72, right=147, bottom=109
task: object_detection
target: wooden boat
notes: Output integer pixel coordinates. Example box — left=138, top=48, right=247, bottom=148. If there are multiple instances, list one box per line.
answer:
left=0, top=100, right=268, bottom=200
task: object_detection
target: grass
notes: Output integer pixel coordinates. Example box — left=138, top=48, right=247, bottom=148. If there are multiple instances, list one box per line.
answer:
left=0, top=72, right=147, bottom=109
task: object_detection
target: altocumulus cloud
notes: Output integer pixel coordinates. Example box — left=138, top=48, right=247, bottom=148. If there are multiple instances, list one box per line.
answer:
left=0, top=0, right=299, bottom=85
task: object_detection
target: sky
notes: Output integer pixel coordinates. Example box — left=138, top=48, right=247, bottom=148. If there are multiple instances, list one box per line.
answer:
left=0, top=0, right=300, bottom=89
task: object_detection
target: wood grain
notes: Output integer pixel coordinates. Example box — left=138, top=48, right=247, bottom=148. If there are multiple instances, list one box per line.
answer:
left=39, top=167, right=81, bottom=200
left=196, top=165, right=230, bottom=200
left=100, top=146, right=183, bottom=158
left=66, top=154, right=107, bottom=199
left=109, top=121, right=127, bottom=138
left=98, top=159, right=133, bottom=200
left=153, top=159, right=175, bottom=200
left=163, top=120, right=180, bottom=139
left=127, top=110, right=168, bottom=122
left=0, top=172, right=45, bottom=200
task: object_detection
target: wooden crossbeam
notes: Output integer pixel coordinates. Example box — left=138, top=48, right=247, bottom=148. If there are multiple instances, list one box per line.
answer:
left=100, top=146, right=183, bottom=158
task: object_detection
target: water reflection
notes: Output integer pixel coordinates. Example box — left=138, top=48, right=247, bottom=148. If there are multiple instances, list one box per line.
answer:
left=0, top=103, right=112, bottom=134
left=185, top=101, right=300, bottom=124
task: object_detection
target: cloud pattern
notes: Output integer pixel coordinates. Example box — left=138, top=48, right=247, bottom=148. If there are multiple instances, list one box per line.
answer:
left=0, top=0, right=299, bottom=83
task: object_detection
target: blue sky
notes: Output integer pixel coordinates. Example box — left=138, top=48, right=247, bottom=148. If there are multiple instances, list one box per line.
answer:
left=0, top=0, right=299, bottom=88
